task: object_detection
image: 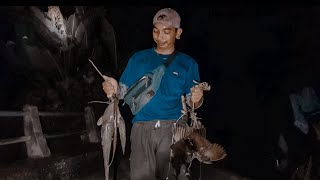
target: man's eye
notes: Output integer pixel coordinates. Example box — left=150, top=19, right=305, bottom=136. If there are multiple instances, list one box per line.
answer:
left=164, top=30, right=171, bottom=34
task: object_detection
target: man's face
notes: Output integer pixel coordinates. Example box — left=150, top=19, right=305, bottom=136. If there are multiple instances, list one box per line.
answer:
left=152, top=23, right=182, bottom=50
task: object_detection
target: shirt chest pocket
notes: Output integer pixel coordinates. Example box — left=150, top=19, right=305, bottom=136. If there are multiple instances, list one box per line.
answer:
left=160, top=71, right=186, bottom=95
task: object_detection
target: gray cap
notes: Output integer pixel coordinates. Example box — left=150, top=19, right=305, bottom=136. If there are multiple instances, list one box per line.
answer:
left=153, top=8, right=181, bottom=28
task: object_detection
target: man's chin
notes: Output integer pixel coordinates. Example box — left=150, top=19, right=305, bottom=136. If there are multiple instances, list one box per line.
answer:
left=158, top=44, right=167, bottom=48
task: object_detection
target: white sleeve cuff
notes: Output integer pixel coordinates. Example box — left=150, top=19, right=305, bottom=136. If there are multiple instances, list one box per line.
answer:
left=118, top=82, right=128, bottom=100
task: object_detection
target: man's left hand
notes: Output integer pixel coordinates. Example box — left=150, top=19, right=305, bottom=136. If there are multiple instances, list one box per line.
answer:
left=190, top=85, right=203, bottom=103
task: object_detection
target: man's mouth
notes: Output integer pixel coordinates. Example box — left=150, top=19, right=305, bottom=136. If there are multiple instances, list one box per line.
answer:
left=158, top=42, right=166, bottom=46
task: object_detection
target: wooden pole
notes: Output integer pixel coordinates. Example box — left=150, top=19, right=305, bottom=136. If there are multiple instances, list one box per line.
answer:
left=23, top=105, right=51, bottom=158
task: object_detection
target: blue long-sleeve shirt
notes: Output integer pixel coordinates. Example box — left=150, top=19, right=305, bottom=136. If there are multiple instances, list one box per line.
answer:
left=118, top=48, right=200, bottom=123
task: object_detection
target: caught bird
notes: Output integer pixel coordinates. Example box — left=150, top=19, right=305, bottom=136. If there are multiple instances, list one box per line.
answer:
left=170, top=123, right=227, bottom=178
left=170, top=83, right=226, bottom=178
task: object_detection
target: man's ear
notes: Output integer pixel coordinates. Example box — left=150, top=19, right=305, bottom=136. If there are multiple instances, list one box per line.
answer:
left=176, top=28, right=183, bottom=39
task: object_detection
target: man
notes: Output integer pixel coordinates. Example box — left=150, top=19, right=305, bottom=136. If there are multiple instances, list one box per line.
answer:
left=102, top=8, right=204, bottom=180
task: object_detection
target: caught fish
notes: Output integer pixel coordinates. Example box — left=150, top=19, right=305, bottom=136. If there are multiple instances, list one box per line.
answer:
left=88, top=59, right=126, bottom=180
left=97, top=96, right=126, bottom=180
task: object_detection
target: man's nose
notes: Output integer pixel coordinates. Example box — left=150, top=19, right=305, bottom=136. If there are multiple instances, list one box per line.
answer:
left=158, top=32, right=165, bottom=41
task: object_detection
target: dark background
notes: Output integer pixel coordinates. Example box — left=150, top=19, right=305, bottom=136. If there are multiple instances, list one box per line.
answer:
left=1, top=4, right=320, bottom=179
left=107, top=6, right=320, bottom=178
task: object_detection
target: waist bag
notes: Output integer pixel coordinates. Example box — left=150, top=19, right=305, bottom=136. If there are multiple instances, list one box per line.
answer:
left=124, top=51, right=177, bottom=115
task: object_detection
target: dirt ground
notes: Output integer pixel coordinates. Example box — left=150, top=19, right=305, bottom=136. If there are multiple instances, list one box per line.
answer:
left=0, top=132, right=251, bottom=180
left=0, top=147, right=250, bottom=180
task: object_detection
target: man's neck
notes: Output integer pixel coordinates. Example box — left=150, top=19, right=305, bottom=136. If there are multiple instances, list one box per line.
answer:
left=155, top=47, right=175, bottom=55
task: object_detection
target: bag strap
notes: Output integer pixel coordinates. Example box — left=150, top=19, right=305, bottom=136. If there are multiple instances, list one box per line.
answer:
left=163, top=50, right=177, bottom=67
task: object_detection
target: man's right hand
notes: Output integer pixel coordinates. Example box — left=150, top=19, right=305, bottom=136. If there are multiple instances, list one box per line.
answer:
left=102, top=75, right=118, bottom=98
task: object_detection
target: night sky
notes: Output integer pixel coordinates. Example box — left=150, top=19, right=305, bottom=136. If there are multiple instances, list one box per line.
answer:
left=1, top=4, right=320, bottom=179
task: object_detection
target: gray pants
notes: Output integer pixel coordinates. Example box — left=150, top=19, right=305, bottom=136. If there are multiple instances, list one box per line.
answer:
left=130, top=120, right=176, bottom=180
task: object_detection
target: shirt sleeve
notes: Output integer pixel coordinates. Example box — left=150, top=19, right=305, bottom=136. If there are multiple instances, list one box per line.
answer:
left=185, top=60, right=201, bottom=95
left=185, top=60, right=202, bottom=108
left=119, top=54, right=137, bottom=88
left=117, top=54, right=137, bottom=99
